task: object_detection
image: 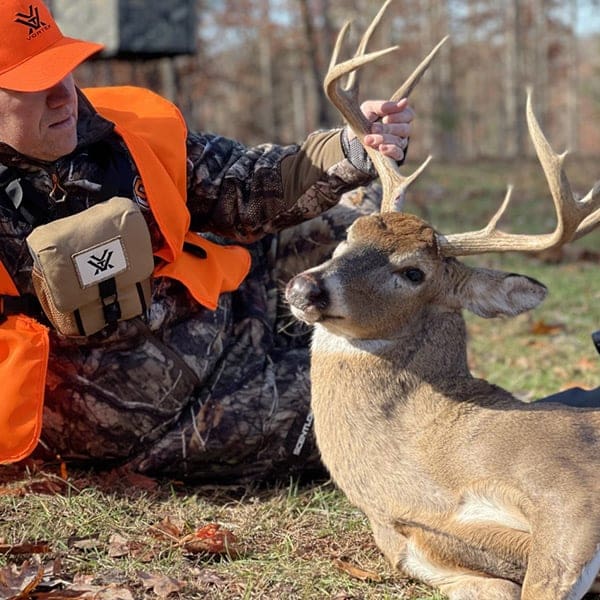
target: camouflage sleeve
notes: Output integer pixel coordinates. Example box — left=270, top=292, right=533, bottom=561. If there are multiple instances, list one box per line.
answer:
left=185, top=128, right=375, bottom=242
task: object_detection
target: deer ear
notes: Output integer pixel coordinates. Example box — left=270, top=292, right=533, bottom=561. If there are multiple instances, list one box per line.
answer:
left=460, top=267, right=548, bottom=318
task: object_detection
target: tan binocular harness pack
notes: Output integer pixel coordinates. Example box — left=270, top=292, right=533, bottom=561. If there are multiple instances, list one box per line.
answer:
left=26, top=196, right=154, bottom=337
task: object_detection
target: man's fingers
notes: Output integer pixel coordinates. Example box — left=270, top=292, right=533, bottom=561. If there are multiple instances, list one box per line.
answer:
left=379, top=144, right=405, bottom=161
left=365, top=132, right=409, bottom=147
left=361, top=98, right=414, bottom=122
left=382, top=106, right=415, bottom=125
left=378, top=122, right=411, bottom=137
left=357, top=98, right=413, bottom=161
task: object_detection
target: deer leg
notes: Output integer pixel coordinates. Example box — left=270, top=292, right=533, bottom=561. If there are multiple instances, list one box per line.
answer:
left=387, top=517, right=531, bottom=599
left=369, top=518, right=409, bottom=569
left=441, top=577, right=521, bottom=600
left=398, top=535, right=521, bottom=600
left=520, top=526, right=600, bottom=600
left=368, top=518, right=518, bottom=599
left=395, top=516, right=529, bottom=581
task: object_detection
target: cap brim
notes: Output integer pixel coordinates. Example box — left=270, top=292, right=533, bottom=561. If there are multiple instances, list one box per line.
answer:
left=0, top=36, right=104, bottom=92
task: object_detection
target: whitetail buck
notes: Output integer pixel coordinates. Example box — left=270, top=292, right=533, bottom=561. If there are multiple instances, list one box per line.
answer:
left=285, top=2, right=600, bottom=599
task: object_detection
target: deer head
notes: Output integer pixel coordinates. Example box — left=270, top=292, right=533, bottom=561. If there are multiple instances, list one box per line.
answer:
left=287, top=1, right=600, bottom=341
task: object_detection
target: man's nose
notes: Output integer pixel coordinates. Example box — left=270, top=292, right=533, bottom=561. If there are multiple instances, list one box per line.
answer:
left=46, top=77, right=74, bottom=107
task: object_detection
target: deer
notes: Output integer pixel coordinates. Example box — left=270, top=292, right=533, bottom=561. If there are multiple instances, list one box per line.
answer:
left=284, top=2, right=600, bottom=599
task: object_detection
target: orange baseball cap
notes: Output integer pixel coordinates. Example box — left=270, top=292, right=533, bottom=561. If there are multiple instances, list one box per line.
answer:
left=0, top=0, right=104, bottom=92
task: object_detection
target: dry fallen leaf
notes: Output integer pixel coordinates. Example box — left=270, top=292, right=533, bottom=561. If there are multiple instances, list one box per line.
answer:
left=104, top=466, right=158, bottom=492
left=180, top=523, right=239, bottom=557
left=0, top=559, right=45, bottom=599
left=333, top=558, right=382, bottom=582
left=194, top=569, right=228, bottom=587
left=138, top=571, right=184, bottom=598
left=529, top=319, right=565, bottom=336
left=106, top=533, right=130, bottom=559
left=105, top=533, right=154, bottom=563
left=149, top=516, right=184, bottom=541
left=0, top=542, right=51, bottom=555
left=67, top=583, right=135, bottom=599
left=68, top=537, right=102, bottom=551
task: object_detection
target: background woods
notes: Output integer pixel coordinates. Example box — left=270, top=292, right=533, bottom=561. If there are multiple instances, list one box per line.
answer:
left=53, top=0, right=600, bottom=161
left=1, top=4, right=598, bottom=600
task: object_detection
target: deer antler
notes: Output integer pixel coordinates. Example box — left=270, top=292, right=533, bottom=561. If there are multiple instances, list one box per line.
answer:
left=324, top=0, right=446, bottom=212
left=439, top=89, right=600, bottom=256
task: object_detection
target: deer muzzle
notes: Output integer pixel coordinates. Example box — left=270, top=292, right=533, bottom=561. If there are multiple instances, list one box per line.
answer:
left=285, top=272, right=330, bottom=324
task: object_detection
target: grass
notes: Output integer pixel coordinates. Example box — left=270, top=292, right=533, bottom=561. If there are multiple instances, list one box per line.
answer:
left=409, top=155, right=599, bottom=396
left=0, top=472, right=440, bottom=599
left=1, top=157, right=598, bottom=599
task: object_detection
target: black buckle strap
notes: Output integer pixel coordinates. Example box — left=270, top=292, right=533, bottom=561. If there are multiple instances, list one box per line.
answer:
left=99, top=277, right=121, bottom=324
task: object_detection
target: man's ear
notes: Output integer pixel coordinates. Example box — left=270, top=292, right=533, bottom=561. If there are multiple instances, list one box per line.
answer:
left=457, top=265, right=548, bottom=318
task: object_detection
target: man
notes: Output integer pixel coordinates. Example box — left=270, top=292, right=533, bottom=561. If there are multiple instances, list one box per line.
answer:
left=0, top=0, right=414, bottom=482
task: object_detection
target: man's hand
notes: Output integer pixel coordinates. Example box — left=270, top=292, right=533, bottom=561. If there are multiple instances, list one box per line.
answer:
left=348, top=97, right=415, bottom=162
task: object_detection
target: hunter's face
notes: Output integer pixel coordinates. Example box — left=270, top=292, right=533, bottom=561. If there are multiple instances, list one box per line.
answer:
left=0, top=74, right=78, bottom=162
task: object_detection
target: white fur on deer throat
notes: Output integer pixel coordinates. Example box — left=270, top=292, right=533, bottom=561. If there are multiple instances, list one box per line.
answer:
left=311, top=324, right=392, bottom=354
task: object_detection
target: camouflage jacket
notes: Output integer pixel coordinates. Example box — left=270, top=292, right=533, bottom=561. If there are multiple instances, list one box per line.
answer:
left=0, top=88, right=376, bottom=483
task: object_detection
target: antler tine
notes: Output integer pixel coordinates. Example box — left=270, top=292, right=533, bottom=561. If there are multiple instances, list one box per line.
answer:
left=324, top=1, right=445, bottom=213
left=325, top=35, right=400, bottom=138
left=573, top=202, right=600, bottom=240
left=439, top=89, right=600, bottom=257
left=571, top=179, right=600, bottom=240
left=390, top=36, right=449, bottom=103
left=344, top=0, right=394, bottom=92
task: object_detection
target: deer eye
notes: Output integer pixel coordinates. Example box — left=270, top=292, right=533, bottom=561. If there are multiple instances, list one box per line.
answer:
left=403, top=267, right=425, bottom=283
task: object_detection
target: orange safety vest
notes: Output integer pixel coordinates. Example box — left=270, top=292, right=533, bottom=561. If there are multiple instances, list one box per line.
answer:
left=0, top=86, right=251, bottom=464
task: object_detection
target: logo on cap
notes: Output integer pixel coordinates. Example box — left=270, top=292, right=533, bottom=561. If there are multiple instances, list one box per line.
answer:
left=15, top=4, right=50, bottom=38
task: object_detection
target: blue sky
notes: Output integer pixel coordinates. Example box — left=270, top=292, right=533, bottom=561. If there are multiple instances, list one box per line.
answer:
left=576, top=3, right=600, bottom=34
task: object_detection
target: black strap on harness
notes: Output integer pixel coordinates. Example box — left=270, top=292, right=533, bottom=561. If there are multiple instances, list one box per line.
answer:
left=0, top=165, right=65, bottom=227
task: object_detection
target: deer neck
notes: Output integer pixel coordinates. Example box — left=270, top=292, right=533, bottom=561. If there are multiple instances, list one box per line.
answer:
left=312, top=307, right=472, bottom=387
left=309, top=308, right=477, bottom=513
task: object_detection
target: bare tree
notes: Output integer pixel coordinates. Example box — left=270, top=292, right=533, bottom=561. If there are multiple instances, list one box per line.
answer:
left=297, top=0, right=331, bottom=128
left=505, top=0, right=527, bottom=157
left=565, top=0, right=580, bottom=149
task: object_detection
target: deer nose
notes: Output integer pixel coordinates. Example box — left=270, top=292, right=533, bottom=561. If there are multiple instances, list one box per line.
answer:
left=285, top=273, right=329, bottom=311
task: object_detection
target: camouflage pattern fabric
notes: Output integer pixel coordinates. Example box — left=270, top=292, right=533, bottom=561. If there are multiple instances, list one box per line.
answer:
left=0, top=88, right=381, bottom=483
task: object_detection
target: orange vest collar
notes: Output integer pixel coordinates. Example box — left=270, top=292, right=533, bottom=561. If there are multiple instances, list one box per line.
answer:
left=83, top=86, right=251, bottom=308
left=83, top=86, right=189, bottom=263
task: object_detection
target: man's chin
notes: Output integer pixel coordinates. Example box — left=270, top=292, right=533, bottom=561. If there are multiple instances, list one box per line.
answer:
left=38, top=135, right=77, bottom=161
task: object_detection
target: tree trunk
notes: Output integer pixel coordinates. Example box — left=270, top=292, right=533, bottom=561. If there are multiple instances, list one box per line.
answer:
left=505, top=0, right=526, bottom=157
left=297, top=0, right=330, bottom=128
left=566, top=0, right=580, bottom=150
